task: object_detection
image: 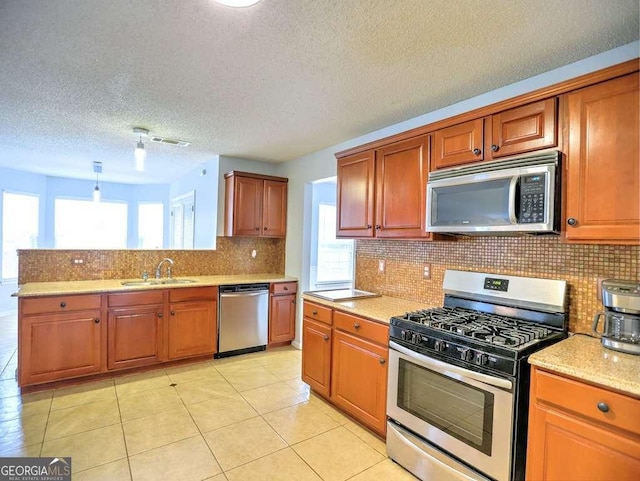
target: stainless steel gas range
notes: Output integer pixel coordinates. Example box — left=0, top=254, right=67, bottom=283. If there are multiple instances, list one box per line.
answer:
left=386, top=270, right=568, bottom=481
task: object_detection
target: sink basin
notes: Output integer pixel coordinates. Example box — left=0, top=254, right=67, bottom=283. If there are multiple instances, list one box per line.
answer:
left=121, top=279, right=197, bottom=287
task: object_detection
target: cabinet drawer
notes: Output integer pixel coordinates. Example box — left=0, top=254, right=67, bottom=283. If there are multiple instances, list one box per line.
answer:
left=169, top=286, right=218, bottom=303
left=334, top=311, right=388, bottom=346
left=303, top=301, right=332, bottom=325
left=108, top=290, right=164, bottom=307
left=271, top=282, right=297, bottom=295
left=21, top=294, right=102, bottom=315
left=534, top=369, right=640, bottom=437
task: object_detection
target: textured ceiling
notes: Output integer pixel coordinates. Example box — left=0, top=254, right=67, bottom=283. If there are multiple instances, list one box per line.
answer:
left=0, top=0, right=638, bottom=184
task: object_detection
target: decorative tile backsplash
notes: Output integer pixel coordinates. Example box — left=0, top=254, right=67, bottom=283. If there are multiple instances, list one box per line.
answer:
left=355, top=237, right=639, bottom=333
left=18, top=237, right=285, bottom=284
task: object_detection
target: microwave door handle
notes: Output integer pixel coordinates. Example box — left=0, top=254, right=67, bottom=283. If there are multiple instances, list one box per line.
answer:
left=508, top=176, right=519, bottom=224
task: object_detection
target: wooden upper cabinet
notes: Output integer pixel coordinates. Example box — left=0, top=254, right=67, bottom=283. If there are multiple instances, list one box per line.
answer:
left=262, top=179, right=287, bottom=237
left=433, top=99, right=558, bottom=169
left=336, top=135, right=431, bottom=239
left=564, top=72, right=639, bottom=244
left=224, top=171, right=288, bottom=238
left=336, top=150, right=375, bottom=237
left=433, top=118, right=485, bottom=169
left=489, top=98, right=557, bottom=158
left=375, top=136, right=430, bottom=238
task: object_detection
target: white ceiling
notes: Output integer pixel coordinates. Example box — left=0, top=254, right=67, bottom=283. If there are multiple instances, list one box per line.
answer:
left=0, top=0, right=638, bottom=184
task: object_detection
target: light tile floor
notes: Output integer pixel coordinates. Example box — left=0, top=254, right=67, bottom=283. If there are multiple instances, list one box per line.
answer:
left=0, top=312, right=416, bottom=480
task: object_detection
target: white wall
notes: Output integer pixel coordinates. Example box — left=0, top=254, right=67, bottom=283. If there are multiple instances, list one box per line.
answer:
left=277, top=41, right=639, bottom=347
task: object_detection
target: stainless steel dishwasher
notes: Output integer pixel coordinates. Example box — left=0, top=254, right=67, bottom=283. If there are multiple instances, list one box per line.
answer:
left=216, top=283, right=269, bottom=358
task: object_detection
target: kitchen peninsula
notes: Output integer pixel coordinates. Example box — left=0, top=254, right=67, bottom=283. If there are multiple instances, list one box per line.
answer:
left=15, top=274, right=297, bottom=388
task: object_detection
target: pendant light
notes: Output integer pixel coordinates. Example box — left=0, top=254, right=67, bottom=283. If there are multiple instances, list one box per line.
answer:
left=92, top=161, right=102, bottom=202
left=133, top=127, right=149, bottom=171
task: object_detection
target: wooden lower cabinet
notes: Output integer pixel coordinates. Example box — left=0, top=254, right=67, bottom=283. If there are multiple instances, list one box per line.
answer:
left=331, top=329, right=388, bottom=436
left=107, top=306, right=163, bottom=370
left=168, top=300, right=217, bottom=359
left=269, top=294, right=296, bottom=344
left=19, top=309, right=102, bottom=386
left=301, top=318, right=332, bottom=398
left=526, top=367, right=640, bottom=480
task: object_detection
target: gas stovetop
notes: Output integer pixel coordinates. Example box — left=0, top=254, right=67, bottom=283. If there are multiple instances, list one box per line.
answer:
left=389, top=270, right=569, bottom=377
left=397, top=306, right=554, bottom=349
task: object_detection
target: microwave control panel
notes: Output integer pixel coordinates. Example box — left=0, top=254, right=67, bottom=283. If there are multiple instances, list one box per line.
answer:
left=519, top=174, right=546, bottom=223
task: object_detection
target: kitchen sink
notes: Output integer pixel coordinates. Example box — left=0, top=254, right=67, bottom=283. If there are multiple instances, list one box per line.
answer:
left=121, top=279, right=197, bottom=287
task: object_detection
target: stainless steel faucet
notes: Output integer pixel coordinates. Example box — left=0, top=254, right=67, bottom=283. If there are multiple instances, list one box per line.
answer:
left=155, top=258, right=174, bottom=279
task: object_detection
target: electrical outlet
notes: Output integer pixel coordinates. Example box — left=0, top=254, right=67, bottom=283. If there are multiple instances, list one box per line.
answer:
left=378, top=260, right=386, bottom=273
left=71, top=258, right=85, bottom=266
left=423, top=264, right=431, bottom=279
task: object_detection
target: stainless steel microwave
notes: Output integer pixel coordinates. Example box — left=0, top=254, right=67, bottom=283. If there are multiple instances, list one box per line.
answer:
left=426, top=151, right=561, bottom=234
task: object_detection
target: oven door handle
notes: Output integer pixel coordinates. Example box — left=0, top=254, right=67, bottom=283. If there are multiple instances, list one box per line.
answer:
left=389, top=341, right=513, bottom=391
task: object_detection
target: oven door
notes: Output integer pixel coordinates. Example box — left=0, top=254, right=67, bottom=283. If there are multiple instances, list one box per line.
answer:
left=387, top=341, right=514, bottom=481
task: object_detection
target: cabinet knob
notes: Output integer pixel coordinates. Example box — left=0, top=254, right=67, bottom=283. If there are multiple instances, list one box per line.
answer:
left=158, top=313, right=163, bottom=318
left=292, top=299, right=296, bottom=304
left=170, top=311, right=175, bottom=316
left=366, top=224, right=372, bottom=229
left=323, top=335, right=330, bottom=341
left=312, top=310, right=318, bottom=315
left=264, top=227, right=268, bottom=230
left=354, top=323, right=360, bottom=329
left=379, top=358, right=386, bottom=365
left=283, top=286, right=288, bottom=291
left=597, top=402, right=610, bottom=413
left=491, top=144, right=499, bottom=152
left=567, top=217, right=578, bottom=226
left=94, top=318, right=100, bottom=324
left=255, top=227, right=260, bottom=231
left=375, top=225, right=381, bottom=230
left=60, top=302, right=66, bottom=308
left=472, top=148, right=482, bottom=156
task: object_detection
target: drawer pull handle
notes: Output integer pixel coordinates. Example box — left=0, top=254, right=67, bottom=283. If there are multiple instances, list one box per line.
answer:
left=94, top=318, right=100, bottom=324
left=60, top=302, right=67, bottom=308
left=597, top=402, right=610, bottom=413
left=379, top=358, right=385, bottom=365
left=283, top=286, right=288, bottom=290
left=354, top=323, right=360, bottom=329
left=323, top=335, right=329, bottom=341
left=312, top=310, right=318, bottom=315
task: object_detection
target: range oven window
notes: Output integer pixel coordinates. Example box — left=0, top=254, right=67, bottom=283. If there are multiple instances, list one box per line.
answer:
left=397, top=358, right=494, bottom=455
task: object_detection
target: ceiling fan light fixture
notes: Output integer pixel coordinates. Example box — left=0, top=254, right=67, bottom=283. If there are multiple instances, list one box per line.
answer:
left=214, top=0, right=261, bottom=7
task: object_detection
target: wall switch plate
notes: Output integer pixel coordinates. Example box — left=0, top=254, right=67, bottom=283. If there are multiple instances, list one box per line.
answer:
left=378, top=260, right=386, bottom=273
left=423, top=264, right=431, bottom=279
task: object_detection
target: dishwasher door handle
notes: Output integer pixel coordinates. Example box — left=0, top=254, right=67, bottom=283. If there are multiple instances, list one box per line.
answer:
left=220, top=290, right=268, bottom=298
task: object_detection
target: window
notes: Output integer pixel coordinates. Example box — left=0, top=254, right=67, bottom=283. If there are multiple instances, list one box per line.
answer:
left=170, top=191, right=195, bottom=249
left=2, top=192, right=39, bottom=281
left=316, top=203, right=354, bottom=285
left=138, top=202, right=164, bottom=249
left=54, top=198, right=127, bottom=249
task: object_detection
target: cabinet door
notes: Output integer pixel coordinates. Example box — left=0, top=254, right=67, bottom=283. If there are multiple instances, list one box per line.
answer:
left=375, top=135, right=430, bottom=238
left=433, top=118, right=484, bottom=169
left=107, top=306, right=163, bottom=370
left=168, top=301, right=217, bottom=360
left=262, top=180, right=287, bottom=237
left=20, top=310, right=102, bottom=386
left=269, top=294, right=296, bottom=344
left=232, top=176, right=263, bottom=236
left=490, top=98, right=557, bottom=158
left=564, top=73, right=639, bottom=243
left=302, top=318, right=332, bottom=398
left=336, top=151, right=375, bottom=237
left=526, top=404, right=640, bottom=481
left=331, top=330, right=388, bottom=436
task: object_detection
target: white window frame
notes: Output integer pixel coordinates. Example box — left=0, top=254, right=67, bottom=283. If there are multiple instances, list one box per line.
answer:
left=170, top=191, right=195, bottom=249
left=137, top=201, right=164, bottom=249
left=1, top=190, right=40, bottom=283
left=315, top=202, right=354, bottom=289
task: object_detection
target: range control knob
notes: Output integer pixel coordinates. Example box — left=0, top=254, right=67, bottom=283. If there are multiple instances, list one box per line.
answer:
left=411, top=332, right=420, bottom=344
left=475, top=353, right=488, bottom=366
left=402, top=330, right=413, bottom=342
left=461, top=349, right=474, bottom=362
left=434, top=340, right=447, bottom=352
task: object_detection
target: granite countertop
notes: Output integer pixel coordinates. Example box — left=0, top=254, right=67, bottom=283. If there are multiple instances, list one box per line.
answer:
left=14, top=274, right=298, bottom=297
left=302, top=292, right=432, bottom=325
left=529, top=334, right=640, bottom=398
